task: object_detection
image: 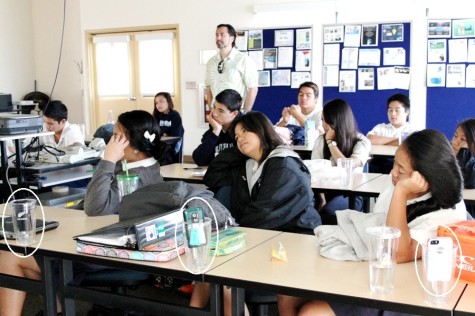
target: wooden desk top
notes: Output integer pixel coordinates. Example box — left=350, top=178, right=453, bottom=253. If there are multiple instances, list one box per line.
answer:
left=160, top=163, right=206, bottom=183
left=370, top=145, right=397, bottom=157
left=352, top=173, right=389, bottom=195
left=206, top=231, right=465, bottom=315
left=454, top=284, right=475, bottom=315
left=18, top=207, right=281, bottom=278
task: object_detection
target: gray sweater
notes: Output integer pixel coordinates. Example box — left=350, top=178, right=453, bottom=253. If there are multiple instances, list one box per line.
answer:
left=84, top=159, right=163, bottom=216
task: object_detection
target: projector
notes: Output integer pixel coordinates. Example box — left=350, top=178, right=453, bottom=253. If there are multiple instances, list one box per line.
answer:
left=0, top=113, right=43, bottom=135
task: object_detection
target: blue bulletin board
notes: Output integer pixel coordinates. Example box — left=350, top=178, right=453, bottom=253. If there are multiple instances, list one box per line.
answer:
left=321, top=22, right=411, bottom=135
left=239, top=26, right=313, bottom=124
left=426, top=18, right=475, bottom=139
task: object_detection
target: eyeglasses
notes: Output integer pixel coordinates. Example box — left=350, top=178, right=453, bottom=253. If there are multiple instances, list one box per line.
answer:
left=217, top=60, right=225, bottom=74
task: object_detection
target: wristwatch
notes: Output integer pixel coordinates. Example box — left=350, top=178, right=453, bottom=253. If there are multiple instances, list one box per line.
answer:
left=328, top=140, right=337, bottom=148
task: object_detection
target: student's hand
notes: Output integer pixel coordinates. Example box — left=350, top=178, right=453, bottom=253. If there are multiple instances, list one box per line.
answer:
left=104, top=133, right=129, bottom=163
left=281, top=107, right=291, bottom=124
left=325, top=126, right=336, bottom=141
left=208, top=114, right=222, bottom=136
left=288, top=104, right=302, bottom=117
left=396, top=171, right=429, bottom=197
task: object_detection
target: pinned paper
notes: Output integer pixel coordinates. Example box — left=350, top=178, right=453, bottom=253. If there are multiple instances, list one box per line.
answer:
left=272, top=242, right=288, bottom=262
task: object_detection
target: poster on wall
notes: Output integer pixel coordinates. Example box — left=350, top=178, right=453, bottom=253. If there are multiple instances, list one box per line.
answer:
left=361, top=25, right=378, bottom=46
left=381, top=24, right=404, bottom=42
left=258, top=71, right=270, bottom=87
left=323, top=25, right=344, bottom=43
left=452, top=19, right=475, bottom=38
left=428, top=39, right=447, bottom=63
left=274, top=29, right=294, bottom=46
left=291, top=72, right=311, bottom=88
left=236, top=31, right=249, bottom=51
left=263, top=48, right=278, bottom=68
left=295, top=50, right=311, bottom=71
left=344, top=25, right=362, bottom=47
left=427, top=64, right=446, bottom=87
left=296, top=28, right=312, bottom=50
left=272, top=69, right=291, bottom=86
left=248, top=30, right=263, bottom=50
left=427, top=20, right=451, bottom=38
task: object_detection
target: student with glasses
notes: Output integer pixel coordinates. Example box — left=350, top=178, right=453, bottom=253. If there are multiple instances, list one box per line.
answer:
left=192, top=89, right=242, bottom=166
left=205, top=24, right=258, bottom=113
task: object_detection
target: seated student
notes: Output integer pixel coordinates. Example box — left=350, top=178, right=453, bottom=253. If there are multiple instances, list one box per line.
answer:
left=192, top=89, right=242, bottom=166
left=84, top=109, right=168, bottom=216
left=275, top=81, right=324, bottom=135
left=367, top=93, right=416, bottom=173
left=311, top=98, right=371, bottom=224
left=190, top=111, right=322, bottom=315
left=279, top=129, right=467, bottom=316
left=0, top=110, right=169, bottom=316
left=451, top=118, right=475, bottom=189
left=152, top=91, right=185, bottom=164
left=8, top=100, right=84, bottom=153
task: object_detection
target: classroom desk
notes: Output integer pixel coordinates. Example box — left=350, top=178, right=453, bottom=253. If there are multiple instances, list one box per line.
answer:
left=370, top=144, right=397, bottom=157
left=205, top=231, right=466, bottom=316
left=1, top=206, right=281, bottom=315
left=291, top=144, right=313, bottom=160
left=454, top=284, right=475, bottom=316
left=160, top=163, right=207, bottom=183
left=311, top=172, right=383, bottom=209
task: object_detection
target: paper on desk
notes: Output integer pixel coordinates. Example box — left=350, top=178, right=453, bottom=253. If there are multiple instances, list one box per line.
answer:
left=192, top=169, right=207, bottom=176
left=75, top=232, right=136, bottom=248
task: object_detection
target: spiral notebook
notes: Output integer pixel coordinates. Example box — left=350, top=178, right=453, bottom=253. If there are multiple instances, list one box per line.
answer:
left=0, top=216, right=59, bottom=239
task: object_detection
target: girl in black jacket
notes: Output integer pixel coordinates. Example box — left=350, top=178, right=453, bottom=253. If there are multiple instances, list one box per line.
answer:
left=451, top=118, right=475, bottom=189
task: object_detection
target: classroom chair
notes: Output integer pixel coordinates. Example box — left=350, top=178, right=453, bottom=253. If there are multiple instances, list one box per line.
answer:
left=80, top=269, right=154, bottom=316
left=245, top=289, right=277, bottom=316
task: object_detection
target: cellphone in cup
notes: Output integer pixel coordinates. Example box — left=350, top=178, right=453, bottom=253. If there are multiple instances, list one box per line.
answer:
left=366, top=226, right=401, bottom=295
left=116, top=174, right=140, bottom=201
left=423, top=237, right=458, bottom=306
left=182, top=208, right=212, bottom=273
left=10, top=199, right=37, bottom=246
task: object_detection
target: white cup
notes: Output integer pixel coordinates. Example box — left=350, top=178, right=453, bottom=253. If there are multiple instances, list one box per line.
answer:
left=337, top=158, right=354, bottom=188
left=366, top=226, right=401, bottom=294
left=422, top=238, right=458, bottom=306
left=183, top=217, right=212, bottom=273
left=10, top=199, right=37, bottom=246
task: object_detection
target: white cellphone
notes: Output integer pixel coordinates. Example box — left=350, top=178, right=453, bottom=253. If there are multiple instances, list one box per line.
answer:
left=426, top=237, right=454, bottom=282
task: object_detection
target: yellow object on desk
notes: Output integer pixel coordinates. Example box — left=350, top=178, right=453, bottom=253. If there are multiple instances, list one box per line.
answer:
left=272, top=242, right=288, bottom=262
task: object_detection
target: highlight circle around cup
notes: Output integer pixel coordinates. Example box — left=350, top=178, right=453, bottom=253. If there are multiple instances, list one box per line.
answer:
left=175, top=197, right=219, bottom=275
left=414, top=224, right=463, bottom=299
left=2, top=188, right=45, bottom=258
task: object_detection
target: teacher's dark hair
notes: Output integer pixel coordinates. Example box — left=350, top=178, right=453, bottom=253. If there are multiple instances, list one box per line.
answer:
left=403, top=129, right=463, bottom=222
left=118, top=110, right=168, bottom=161
left=232, top=111, right=284, bottom=162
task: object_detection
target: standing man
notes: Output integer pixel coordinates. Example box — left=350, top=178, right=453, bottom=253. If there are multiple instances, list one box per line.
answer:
left=206, top=24, right=258, bottom=113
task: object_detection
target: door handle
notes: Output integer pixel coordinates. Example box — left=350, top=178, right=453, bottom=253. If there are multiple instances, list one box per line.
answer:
left=128, top=96, right=137, bottom=101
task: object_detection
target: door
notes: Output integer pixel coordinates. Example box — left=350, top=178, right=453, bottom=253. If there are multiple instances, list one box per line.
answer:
left=89, top=28, right=180, bottom=129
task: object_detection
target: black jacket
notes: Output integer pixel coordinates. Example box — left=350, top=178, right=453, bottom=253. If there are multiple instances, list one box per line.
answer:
left=204, top=147, right=321, bottom=234
left=457, top=148, right=475, bottom=189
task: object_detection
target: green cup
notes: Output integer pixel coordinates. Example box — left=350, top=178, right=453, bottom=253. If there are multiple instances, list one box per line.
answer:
left=116, top=174, right=140, bottom=201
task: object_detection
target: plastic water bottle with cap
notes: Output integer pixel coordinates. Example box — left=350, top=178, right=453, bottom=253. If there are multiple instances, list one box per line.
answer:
left=107, top=110, right=115, bottom=125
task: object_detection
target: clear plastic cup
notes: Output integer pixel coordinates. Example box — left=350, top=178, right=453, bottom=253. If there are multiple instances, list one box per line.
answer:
left=116, top=174, right=140, bottom=201
left=10, top=199, right=37, bottom=246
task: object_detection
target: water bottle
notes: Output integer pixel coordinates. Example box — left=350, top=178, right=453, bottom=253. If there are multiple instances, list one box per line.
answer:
left=305, top=119, right=316, bottom=147
left=107, top=110, right=115, bottom=125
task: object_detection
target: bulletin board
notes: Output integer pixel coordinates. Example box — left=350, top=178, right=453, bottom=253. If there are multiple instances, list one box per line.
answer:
left=321, top=22, right=411, bottom=134
left=237, top=26, right=313, bottom=124
left=426, top=18, right=475, bottom=138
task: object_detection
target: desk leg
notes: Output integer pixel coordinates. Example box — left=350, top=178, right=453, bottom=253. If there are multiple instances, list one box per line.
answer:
left=349, top=195, right=356, bottom=210
left=231, top=287, right=245, bottom=316
left=209, top=283, right=223, bottom=316
left=42, top=257, right=57, bottom=316
left=60, top=260, right=76, bottom=316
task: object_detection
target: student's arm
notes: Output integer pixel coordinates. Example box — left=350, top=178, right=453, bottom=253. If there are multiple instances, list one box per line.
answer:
left=367, top=134, right=399, bottom=146
left=385, top=171, right=429, bottom=263
left=206, top=87, right=213, bottom=110
left=243, top=86, right=258, bottom=112
left=192, top=129, right=219, bottom=166
left=276, top=108, right=291, bottom=127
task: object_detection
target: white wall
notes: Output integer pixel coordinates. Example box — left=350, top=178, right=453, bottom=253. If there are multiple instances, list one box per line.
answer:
left=27, top=0, right=475, bottom=156
left=0, top=0, right=35, bottom=102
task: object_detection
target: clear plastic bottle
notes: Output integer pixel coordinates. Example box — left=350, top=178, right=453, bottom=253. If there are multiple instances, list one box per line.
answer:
left=107, top=110, right=115, bottom=125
